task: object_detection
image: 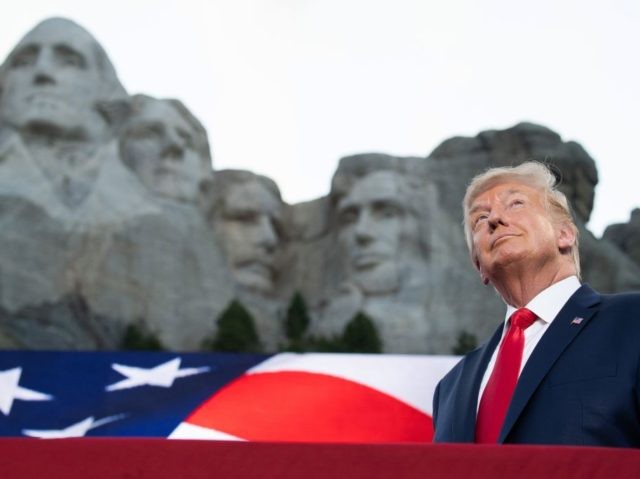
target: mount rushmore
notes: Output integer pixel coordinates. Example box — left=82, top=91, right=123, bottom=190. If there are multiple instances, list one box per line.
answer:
left=0, top=17, right=637, bottom=354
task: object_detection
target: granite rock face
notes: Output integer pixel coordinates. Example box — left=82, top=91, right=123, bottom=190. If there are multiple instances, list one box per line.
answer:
left=0, top=18, right=233, bottom=350
left=603, top=209, right=640, bottom=268
left=0, top=19, right=637, bottom=354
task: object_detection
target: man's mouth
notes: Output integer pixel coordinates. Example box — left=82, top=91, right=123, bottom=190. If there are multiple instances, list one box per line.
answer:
left=155, top=165, right=180, bottom=177
left=237, top=261, right=274, bottom=278
left=353, top=253, right=387, bottom=269
left=490, top=233, right=517, bottom=249
left=26, top=91, right=64, bottom=104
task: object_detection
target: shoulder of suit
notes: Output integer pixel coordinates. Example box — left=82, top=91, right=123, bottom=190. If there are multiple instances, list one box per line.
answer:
left=442, top=345, right=484, bottom=380
left=596, top=291, right=640, bottom=319
left=599, top=291, right=640, bottom=304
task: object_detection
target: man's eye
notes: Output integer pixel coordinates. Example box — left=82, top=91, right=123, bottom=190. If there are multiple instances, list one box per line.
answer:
left=377, top=205, right=401, bottom=218
left=177, top=129, right=195, bottom=149
left=510, top=199, right=525, bottom=208
left=55, top=46, right=86, bottom=68
left=227, top=212, right=258, bottom=223
left=372, top=201, right=403, bottom=219
left=473, top=215, right=488, bottom=228
left=128, top=124, right=163, bottom=141
left=10, top=47, right=38, bottom=68
left=338, top=208, right=358, bottom=225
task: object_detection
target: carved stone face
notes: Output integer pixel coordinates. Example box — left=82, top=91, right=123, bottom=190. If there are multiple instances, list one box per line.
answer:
left=0, top=19, right=106, bottom=140
left=337, top=170, right=420, bottom=295
left=216, top=180, right=283, bottom=294
left=121, top=99, right=208, bottom=202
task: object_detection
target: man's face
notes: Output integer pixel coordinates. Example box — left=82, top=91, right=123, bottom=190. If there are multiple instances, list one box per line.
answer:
left=468, top=181, right=569, bottom=283
left=121, top=100, right=207, bottom=202
left=336, top=170, right=419, bottom=295
left=216, top=180, right=282, bottom=294
left=0, top=20, right=103, bottom=139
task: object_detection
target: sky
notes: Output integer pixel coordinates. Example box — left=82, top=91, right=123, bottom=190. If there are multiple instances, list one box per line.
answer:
left=1, top=0, right=638, bottom=236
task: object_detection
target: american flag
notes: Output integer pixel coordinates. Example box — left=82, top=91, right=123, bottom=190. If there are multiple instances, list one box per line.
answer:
left=0, top=350, right=459, bottom=442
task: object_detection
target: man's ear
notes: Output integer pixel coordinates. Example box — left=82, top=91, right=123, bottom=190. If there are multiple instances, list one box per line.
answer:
left=557, top=222, right=577, bottom=252
left=479, top=266, right=489, bottom=286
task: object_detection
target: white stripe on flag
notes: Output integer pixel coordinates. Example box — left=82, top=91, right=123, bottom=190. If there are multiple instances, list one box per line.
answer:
left=169, top=422, right=245, bottom=440
left=246, top=353, right=461, bottom=414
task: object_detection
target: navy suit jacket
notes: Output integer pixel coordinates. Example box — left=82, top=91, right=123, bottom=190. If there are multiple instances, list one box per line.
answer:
left=433, top=284, right=640, bottom=446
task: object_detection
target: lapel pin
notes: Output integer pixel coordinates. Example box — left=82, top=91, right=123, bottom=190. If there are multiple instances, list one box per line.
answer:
left=570, top=317, right=584, bottom=325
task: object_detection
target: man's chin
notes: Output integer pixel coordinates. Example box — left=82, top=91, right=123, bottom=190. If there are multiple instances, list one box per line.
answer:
left=353, top=264, right=399, bottom=295
left=234, top=264, right=275, bottom=294
left=151, top=176, right=195, bottom=203
left=482, top=250, right=527, bottom=276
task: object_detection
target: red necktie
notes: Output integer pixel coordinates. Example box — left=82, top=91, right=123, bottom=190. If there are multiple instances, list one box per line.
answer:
left=475, top=307, right=537, bottom=443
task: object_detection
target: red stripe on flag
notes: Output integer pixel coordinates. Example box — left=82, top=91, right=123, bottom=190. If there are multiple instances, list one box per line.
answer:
left=186, top=371, right=433, bottom=442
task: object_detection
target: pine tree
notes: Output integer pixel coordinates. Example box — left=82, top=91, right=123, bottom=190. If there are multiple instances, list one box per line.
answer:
left=304, top=335, right=347, bottom=353
left=301, top=311, right=383, bottom=353
left=285, top=292, right=310, bottom=341
left=452, top=330, right=477, bottom=355
left=205, top=300, right=262, bottom=352
left=280, top=292, right=312, bottom=351
left=342, top=311, right=382, bottom=353
left=120, top=323, right=165, bottom=351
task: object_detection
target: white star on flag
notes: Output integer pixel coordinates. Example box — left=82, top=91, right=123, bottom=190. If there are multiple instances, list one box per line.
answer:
left=106, top=357, right=210, bottom=391
left=22, top=414, right=126, bottom=438
left=0, top=367, right=53, bottom=415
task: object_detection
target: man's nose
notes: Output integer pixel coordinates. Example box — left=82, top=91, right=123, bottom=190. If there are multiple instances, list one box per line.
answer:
left=487, top=206, right=506, bottom=230
left=33, top=50, right=56, bottom=86
left=255, top=215, right=277, bottom=251
left=161, top=143, right=184, bottom=160
left=354, top=210, right=376, bottom=244
left=161, top=130, right=186, bottom=160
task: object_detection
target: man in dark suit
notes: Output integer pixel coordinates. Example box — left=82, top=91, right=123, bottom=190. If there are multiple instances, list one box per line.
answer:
left=432, top=161, right=640, bottom=446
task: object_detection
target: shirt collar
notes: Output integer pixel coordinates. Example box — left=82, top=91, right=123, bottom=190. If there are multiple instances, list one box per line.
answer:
left=504, top=275, right=581, bottom=325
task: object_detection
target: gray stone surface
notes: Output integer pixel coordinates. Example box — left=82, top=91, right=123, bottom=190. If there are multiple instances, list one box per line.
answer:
left=603, top=209, right=640, bottom=267
left=71, top=201, right=233, bottom=350
left=0, top=18, right=637, bottom=354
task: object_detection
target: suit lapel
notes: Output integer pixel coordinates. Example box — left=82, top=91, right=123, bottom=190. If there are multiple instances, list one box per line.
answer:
left=453, top=323, right=503, bottom=441
left=498, top=284, right=601, bottom=442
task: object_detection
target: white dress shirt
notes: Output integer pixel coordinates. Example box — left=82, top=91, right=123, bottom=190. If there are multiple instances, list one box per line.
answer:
left=476, top=275, right=581, bottom=411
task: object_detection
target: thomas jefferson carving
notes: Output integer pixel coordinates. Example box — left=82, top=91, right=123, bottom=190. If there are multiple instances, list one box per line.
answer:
left=120, top=95, right=211, bottom=203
